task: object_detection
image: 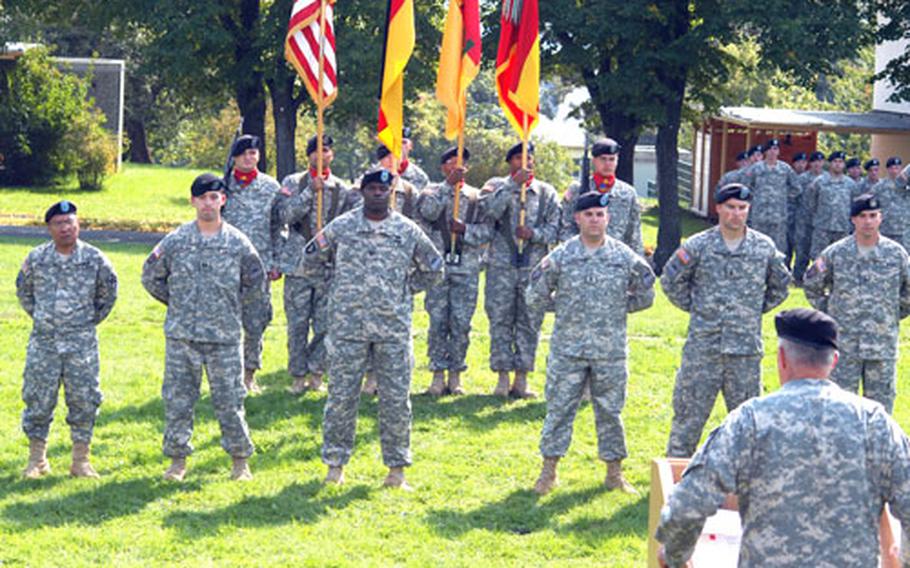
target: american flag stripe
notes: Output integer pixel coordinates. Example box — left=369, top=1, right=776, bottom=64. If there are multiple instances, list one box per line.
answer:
left=285, top=0, right=337, bottom=106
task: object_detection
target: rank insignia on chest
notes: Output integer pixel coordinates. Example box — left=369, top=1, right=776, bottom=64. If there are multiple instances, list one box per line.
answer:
left=676, top=248, right=691, bottom=265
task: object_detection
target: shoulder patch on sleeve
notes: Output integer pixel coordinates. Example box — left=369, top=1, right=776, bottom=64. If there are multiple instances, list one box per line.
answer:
left=530, top=257, right=551, bottom=282
left=20, top=258, right=29, bottom=275
left=806, top=257, right=826, bottom=279
left=148, top=244, right=163, bottom=261
left=675, top=248, right=691, bottom=265
left=315, top=232, right=329, bottom=250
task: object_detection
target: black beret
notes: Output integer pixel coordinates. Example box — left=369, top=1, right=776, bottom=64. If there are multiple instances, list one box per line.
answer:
left=864, top=158, right=879, bottom=170
left=887, top=156, right=903, bottom=168
left=44, top=200, right=77, bottom=223
left=591, top=138, right=621, bottom=157
left=850, top=193, right=880, bottom=217
left=775, top=308, right=838, bottom=350
left=230, top=135, right=262, bottom=157
left=376, top=145, right=391, bottom=161
left=809, top=151, right=825, bottom=162
left=747, top=145, right=763, bottom=157
left=764, top=138, right=780, bottom=149
left=360, top=169, right=393, bottom=189
left=736, top=151, right=748, bottom=161
left=306, top=134, right=333, bottom=156
left=828, top=151, right=846, bottom=161
left=440, top=146, right=470, bottom=164
left=506, top=142, right=535, bottom=162
left=574, top=191, right=611, bottom=212
left=715, top=183, right=752, bottom=204
left=191, top=173, right=227, bottom=197
left=792, top=152, right=807, bottom=162
left=845, top=157, right=861, bottom=169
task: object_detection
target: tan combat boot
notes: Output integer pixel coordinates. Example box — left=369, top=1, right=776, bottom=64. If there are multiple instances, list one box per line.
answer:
left=446, top=371, right=464, bottom=396
left=362, top=373, right=378, bottom=396
left=307, top=373, right=325, bottom=392
left=286, top=375, right=309, bottom=395
left=493, top=372, right=511, bottom=397
left=533, top=457, right=559, bottom=495
left=231, top=457, right=253, bottom=481
left=425, top=371, right=446, bottom=397
left=163, top=457, right=187, bottom=481
left=510, top=371, right=538, bottom=399
left=22, top=438, right=51, bottom=479
left=324, top=465, right=345, bottom=485
left=244, top=369, right=262, bottom=395
left=70, top=442, right=100, bottom=478
left=605, top=460, right=639, bottom=495
left=383, top=466, right=413, bottom=491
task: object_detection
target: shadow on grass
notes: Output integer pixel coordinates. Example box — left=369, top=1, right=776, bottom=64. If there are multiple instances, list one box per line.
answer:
left=425, top=486, right=647, bottom=539
left=412, top=394, right=546, bottom=432
left=102, top=397, right=164, bottom=425
left=1, top=477, right=200, bottom=529
left=163, top=479, right=371, bottom=535
left=0, top=474, right=66, bottom=502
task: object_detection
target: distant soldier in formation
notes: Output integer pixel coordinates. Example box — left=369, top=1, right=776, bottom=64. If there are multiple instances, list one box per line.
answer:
left=657, top=308, right=910, bottom=568
left=482, top=142, right=561, bottom=398
left=16, top=201, right=118, bottom=479
left=142, top=174, right=267, bottom=481
left=746, top=144, right=763, bottom=165
left=871, top=156, right=910, bottom=252
left=376, top=145, right=420, bottom=220
left=527, top=192, right=655, bottom=496
left=741, top=138, right=800, bottom=253
left=807, top=151, right=859, bottom=259
left=417, top=147, right=492, bottom=396
left=792, top=150, right=826, bottom=283
left=278, top=134, right=360, bottom=394
left=661, top=184, right=790, bottom=458
left=859, top=158, right=881, bottom=194
left=398, top=127, right=430, bottom=190
left=558, top=137, right=644, bottom=255
left=846, top=157, right=863, bottom=184
left=222, top=134, right=282, bottom=394
left=803, top=194, right=910, bottom=414
left=715, top=151, right=749, bottom=193
left=790, top=152, right=807, bottom=175
left=297, top=169, right=443, bottom=489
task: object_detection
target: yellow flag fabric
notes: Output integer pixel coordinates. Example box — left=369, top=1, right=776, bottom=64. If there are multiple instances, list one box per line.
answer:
left=377, top=0, right=415, bottom=159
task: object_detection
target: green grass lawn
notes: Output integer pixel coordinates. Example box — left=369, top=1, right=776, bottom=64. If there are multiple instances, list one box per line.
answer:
left=3, top=232, right=910, bottom=566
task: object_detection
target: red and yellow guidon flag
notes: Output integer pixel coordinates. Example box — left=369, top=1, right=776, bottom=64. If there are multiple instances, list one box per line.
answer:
left=495, top=0, right=539, bottom=137
left=285, top=0, right=338, bottom=107
left=435, top=0, right=481, bottom=140
left=377, top=0, right=415, bottom=159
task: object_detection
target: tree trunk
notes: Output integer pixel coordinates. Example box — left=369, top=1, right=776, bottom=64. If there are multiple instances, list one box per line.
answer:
left=125, top=116, right=152, bottom=163
left=653, top=77, right=687, bottom=273
left=268, top=75, right=298, bottom=181
left=233, top=0, right=268, bottom=172
left=586, top=72, right=640, bottom=184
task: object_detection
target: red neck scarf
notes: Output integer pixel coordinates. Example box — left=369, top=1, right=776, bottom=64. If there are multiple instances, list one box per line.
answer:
left=398, top=159, right=409, bottom=174
left=511, top=172, right=534, bottom=185
left=593, top=173, right=616, bottom=192
left=234, top=168, right=258, bottom=186
left=309, top=167, right=331, bottom=180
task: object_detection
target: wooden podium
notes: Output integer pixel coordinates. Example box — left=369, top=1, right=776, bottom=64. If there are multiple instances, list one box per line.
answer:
left=647, top=458, right=902, bottom=567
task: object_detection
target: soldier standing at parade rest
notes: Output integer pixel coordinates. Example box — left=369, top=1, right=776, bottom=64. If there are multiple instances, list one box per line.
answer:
left=846, top=157, right=863, bottom=184
left=297, top=169, right=443, bottom=489
left=417, top=147, right=493, bottom=396
left=222, top=134, right=283, bottom=394
left=802, top=194, right=910, bottom=414
left=807, top=151, right=859, bottom=259
left=527, top=192, right=655, bottom=496
left=715, top=151, right=749, bottom=193
left=871, top=156, right=910, bottom=252
left=656, top=308, right=910, bottom=568
left=16, top=201, right=118, bottom=479
left=792, top=150, right=826, bottom=283
left=397, top=127, right=430, bottom=190
left=142, top=174, right=267, bottom=481
left=660, top=184, right=790, bottom=458
left=558, top=137, right=644, bottom=255
left=278, top=134, right=360, bottom=395
left=860, top=158, right=881, bottom=193
left=740, top=138, right=800, bottom=253
left=482, top=142, right=561, bottom=398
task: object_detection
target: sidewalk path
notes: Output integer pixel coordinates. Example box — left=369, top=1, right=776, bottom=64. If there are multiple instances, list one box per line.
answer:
left=0, top=225, right=164, bottom=245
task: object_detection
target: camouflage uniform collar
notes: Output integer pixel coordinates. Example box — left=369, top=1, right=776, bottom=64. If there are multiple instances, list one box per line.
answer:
left=48, top=239, right=86, bottom=263
left=710, top=226, right=751, bottom=255
left=356, top=210, right=398, bottom=233
left=851, top=235, right=883, bottom=259
left=782, top=377, right=832, bottom=390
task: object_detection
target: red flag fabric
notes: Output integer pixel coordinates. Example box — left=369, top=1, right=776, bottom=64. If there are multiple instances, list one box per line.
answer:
left=285, top=0, right=338, bottom=107
left=495, top=0, right=539, bottom=137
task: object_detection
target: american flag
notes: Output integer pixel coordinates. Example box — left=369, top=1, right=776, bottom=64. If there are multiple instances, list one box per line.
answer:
left=285, top=0, right=337, bottom=107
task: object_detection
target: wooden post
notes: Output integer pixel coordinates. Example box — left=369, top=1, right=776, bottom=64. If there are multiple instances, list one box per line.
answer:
left=315, top=0, right=328, bottom=231
left=517, top=113, right=529, bottom=254
left=450, top=96, right=467, bottom=259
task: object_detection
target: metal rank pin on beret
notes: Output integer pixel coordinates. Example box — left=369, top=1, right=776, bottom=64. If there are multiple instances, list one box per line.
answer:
left=45, top=200, right=78, bottom=222
left=715, top=183, right=751, bottom=204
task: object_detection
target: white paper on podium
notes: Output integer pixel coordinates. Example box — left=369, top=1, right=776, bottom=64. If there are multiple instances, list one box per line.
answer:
left=691, top=509, right=742, bottom=566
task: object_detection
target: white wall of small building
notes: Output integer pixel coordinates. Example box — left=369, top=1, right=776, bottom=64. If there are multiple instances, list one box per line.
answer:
left=872, top=37, right=910, bottom=161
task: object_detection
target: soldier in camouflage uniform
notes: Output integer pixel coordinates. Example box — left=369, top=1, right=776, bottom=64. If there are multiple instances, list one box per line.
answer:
left=807, top=151, right=859, bottom=259
left=223, top=134, right=283, bottom=394
left=527, top=192, right=654, bottom=496
left=792, top=151, right=826, bottom=283
left=142, top=174, right=267, bottom=482
left=740, top=139, right=801, bottom=254
left=784, top=152, right=808, bottom=269
left=803, top=195, right=910, bottom=413
left=661, top=184, right=791, bottom=458
left=871, top=156, right=910, bottom=251
left=714, top=151, right=750, bottom=195
left=558, top=138, right=644, bottom=255
left=846, top=157, right=863, bottom=184
left=16, top=201, right=118, bottom=479
left=416, top=147, right=492, bottom=396
left=376, top=145, right=421, bottom=219
left=278, top=134, right=360, bottom=394
left=482, top=142, right=561, bottom=398
left=296, top=169, right=443, bottom=489
left=657, top=308, right=910, bottom=568
left=398, top=129, right=430, bottom=190
left=859, top=158, right=881, bottom=194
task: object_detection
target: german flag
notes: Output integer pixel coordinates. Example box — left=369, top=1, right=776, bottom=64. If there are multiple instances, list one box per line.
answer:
left=377, top=0, right=415, bottom=159
left=495, top=0, right=539, bottom=138
left=435, top=0, right=481, bottom=140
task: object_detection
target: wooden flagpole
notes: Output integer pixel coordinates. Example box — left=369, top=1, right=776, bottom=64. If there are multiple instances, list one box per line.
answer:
left=449, top=96, right=468, bottom=259
left=517, top=112, right=529, bottom=254
left=315, top=0, right=328, bottom=231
